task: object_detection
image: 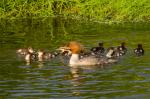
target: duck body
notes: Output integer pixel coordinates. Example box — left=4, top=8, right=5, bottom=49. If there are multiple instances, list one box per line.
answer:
left=117, top=42, right=127, bottom=56
left=91, top=42, right=105, bottom=56
left=37, top=50, right=60, bottom=61
left=134, top=44, right=144, bottom=56
left=106, top=47, right=119, bottom=58
left=16, top=47, right=35, bottom=56
left=16, top=48, right=29, bottom=55
left=70, top=54, right=100, bottom=66
left=58, top=41, right=117, bottom=66
left=24, top=52, right=36, bottom=64
left=70, top=54, right=117, bottom=66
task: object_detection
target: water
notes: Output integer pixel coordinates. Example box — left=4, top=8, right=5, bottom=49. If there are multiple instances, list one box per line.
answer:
left=0, top=18, right=150, bottom=99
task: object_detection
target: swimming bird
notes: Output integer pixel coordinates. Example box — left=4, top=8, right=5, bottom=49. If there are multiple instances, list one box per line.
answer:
left=16, top=47, right=34, bottom=55
left=117, top=42, right=127, bottom=56
left=37, top=50, right=60, bottom=61
left=134, top=44, right=144, bottom=56
left=24, top=51, right=36, bottom=65
left=58, top=41, right=117, bottom=66
left=57, top=46, right=72, bottom=56
left=91, top=42, right=105, bottom=56
left=106, top=47, right=116, bottom=58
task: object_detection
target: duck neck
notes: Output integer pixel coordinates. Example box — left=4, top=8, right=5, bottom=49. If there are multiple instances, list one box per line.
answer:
left=70, top=54, right=79, bottom=65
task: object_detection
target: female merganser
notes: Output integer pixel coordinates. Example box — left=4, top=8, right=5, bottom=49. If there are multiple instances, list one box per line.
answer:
left=117, top=42, right=127, bottom=56
left=58, top=41, right=117, bottom=66
left=91, top=42, right=105, bottom=56
left=134, top=44, right=144, bottom=56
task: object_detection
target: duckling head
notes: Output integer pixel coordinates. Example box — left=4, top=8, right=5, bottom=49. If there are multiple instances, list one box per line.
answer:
left=98, top=42, right=103, bottom=47
left=138, top=44, right=142, bottom=48
left=121, top=42, right=126, bottom=47
left=28, top=47, right=34, bottom=53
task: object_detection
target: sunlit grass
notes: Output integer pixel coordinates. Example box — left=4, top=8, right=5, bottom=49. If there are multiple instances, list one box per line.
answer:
left=0, top=0, right=150, bottom=22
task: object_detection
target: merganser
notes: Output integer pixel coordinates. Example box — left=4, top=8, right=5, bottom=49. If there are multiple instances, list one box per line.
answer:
left=58, top=41, right=117, bottom=66
left=57, top=47, right=72, bottom=56
left=25, top=52, right=31, bottom=63
left=91, top=42, right=105, bottom=56
left=134, top=44, right=144, bottom=56
left=37, top=50, right=45, bottom=62
left=117, top=42, right=127, bottom=56
left=106, top=47, right=116, bottom=58
left=37, top=50, right=59, bottom=61
left=25, top=51, right=35, bottom=65
left=16, top=47, right=34, bottom=55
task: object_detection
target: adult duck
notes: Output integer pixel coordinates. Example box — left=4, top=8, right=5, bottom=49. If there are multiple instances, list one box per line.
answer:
left=58, top=41, right=117, bottom=66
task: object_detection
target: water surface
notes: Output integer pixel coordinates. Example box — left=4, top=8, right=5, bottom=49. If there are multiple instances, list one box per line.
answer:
left=0, top=18, right=150, bottom=99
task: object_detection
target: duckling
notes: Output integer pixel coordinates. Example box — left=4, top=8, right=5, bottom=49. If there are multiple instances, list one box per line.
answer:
left=16, top=47, right=34, bottom=55
left=37, top=50, right=45, bottom=62
left=25, top=52, right=34, bottom=65
left=117, top=42, right=127, bottom=56
left=16, top=48, right=28, bottom=55
left=134, top=44, right=144, bottom=56
left=52, top=51, right=60, bottom=58
left=91, top=42, right=105, bottom=56
left=37, top=50, right=59, bottom=61
left=57, top=46, right=72, bottom=56
left=106, top=47, right=116, bottom=58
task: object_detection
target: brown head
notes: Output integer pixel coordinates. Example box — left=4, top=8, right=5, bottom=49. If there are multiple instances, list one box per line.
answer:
left=121, top=42, right=126, bottom=47
left=28, top=47, right=34, bottom=53
left=138, top=44, right=142, bottom=48
left=99, top=42, right=103, bottom=47
left=57, top=41, right=84, bottom=54
left=67, top=41, right=83, bottom=54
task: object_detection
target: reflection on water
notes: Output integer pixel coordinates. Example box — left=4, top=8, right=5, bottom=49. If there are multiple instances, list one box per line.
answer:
left=0, top=18, right=150, bottom=98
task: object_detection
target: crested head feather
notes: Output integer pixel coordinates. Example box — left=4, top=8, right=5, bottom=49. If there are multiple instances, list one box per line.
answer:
left=68, top=41, right=84, bottom=54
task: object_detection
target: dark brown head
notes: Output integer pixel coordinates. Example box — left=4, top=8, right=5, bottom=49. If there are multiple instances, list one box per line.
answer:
left=99, top=42, right=103, bottom=47
left=138, top=44, right=142, bottom=48
left=121, top=42, right=126, bottom=47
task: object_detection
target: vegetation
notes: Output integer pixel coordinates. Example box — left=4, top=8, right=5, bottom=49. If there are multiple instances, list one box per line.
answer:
left=0, top=0, right=150, bottom=22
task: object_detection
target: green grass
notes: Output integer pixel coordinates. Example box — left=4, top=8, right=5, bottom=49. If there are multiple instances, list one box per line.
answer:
left=0, top=0, right=150, bottom=22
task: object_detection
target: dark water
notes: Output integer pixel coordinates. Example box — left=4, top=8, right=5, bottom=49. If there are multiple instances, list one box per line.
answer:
left=0, top=18, right=150, bottom=99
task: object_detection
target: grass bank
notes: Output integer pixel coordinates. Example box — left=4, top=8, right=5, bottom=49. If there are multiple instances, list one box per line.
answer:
left=0, top=0, right=150, bottom=22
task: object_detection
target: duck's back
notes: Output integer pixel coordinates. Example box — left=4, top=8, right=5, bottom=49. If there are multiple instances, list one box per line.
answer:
left=77, top=56, right=102, bottom=65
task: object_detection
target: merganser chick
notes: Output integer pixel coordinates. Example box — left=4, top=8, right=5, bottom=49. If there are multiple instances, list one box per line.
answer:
left=106, top=47, right=116, bottom=58
left=37, top=50, right=59, bottom=61
left=91, top=42, right=105, bottom=56
left=58, top=41, right=117, bottom=66
left=117, top=42, right=127, bottom=56
left=16, top=47, right=34, bottom=55
left=134, top=44, right=144, bottom=56
left=25, top=52, right=33, bottom=64
left=37, top=50, right=45, bottom=62
left=57, top=46, right=72, bottom=56
left=106, top=46, right=123, bottom=58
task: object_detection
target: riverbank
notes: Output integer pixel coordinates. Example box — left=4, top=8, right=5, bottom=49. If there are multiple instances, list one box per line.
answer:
left=0, top=0, right=150, bottom=22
